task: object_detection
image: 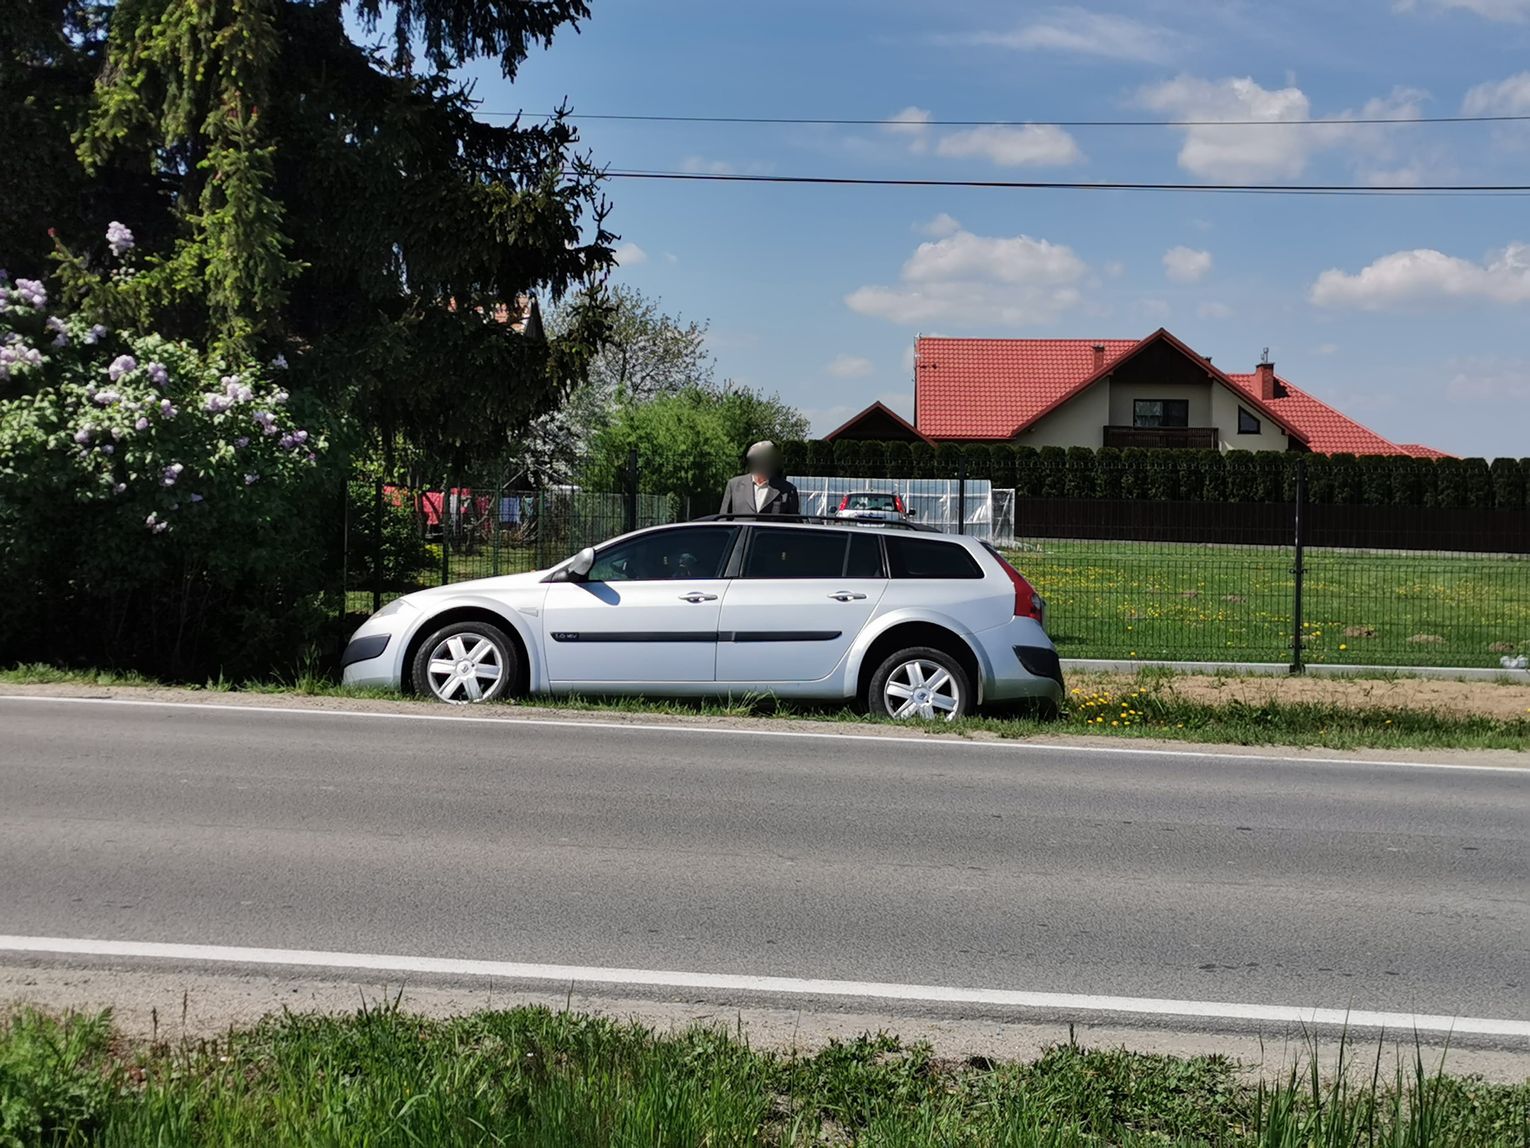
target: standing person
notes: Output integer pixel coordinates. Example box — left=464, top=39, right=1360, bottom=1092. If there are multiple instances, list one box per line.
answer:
left=719, top=440, right=800, bottom=516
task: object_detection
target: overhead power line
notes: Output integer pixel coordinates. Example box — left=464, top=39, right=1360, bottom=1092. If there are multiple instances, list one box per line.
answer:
left=485, top=109, right=1530, bottom=128
left=598, top=170, right=1530, bottom=197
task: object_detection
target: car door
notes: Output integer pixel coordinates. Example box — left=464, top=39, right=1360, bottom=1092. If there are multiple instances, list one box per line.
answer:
left=541, top=525, right=738, bottom=685
left=715, top=526, right=887, bottom=683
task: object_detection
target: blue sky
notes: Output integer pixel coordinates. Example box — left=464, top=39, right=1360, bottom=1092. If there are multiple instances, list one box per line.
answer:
left=456, top=0, right=1530, bottom=458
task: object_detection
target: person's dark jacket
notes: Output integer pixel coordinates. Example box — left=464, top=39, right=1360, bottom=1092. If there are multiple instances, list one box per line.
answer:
left=719, top=473, right=800, bottom=516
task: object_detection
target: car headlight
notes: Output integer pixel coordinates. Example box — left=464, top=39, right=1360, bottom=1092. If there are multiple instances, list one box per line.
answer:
left=369, top=598, right=417, bottom=622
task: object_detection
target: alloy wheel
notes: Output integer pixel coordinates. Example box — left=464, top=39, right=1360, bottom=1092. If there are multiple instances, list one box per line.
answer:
left=883, top=658, right=961, bottom=720
left=424, top=632, right=504, bottom=703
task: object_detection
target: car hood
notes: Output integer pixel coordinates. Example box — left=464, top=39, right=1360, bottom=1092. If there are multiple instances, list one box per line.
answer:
left=404, top=570, right=549, bottom=601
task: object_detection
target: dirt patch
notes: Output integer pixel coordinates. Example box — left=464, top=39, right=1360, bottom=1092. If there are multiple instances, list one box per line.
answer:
left=1076, top=672, right=1530, bottom=721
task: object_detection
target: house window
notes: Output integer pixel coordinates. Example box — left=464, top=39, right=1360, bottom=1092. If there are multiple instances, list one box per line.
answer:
left=1238, top=407, right=1261, bottom=435
left=1133, top=399, right=1189, bottom=428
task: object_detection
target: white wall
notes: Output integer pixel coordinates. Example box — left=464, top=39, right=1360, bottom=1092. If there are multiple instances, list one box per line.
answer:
left=1210, top=385, right=1289, bottom=451
left=1018, top=381, right=1110, bottom=448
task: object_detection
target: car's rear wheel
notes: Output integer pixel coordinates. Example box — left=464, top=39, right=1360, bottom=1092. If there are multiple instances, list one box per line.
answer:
left=412, top=621, right=517, bottom=704
left=868, top=646, right=971, bottom=721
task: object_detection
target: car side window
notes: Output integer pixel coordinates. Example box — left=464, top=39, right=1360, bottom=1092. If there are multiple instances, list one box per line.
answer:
left=587, top=527, right=736, bottom=582
left=845, top=532, right=885, bottom=577
left=885, top=535, right=983, bottom=579
left=744, top=528, right=855, bottom=579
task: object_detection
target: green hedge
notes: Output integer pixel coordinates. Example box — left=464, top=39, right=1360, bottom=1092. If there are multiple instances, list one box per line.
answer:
left=782, top=442, right=1530, bottom=510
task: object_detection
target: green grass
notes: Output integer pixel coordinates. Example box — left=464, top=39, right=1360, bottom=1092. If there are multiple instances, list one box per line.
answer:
left=3, top=663, right=1527, bottom=751
left=1009, top=539, right=1530, bottom=669
left=2, top=1004, right=1526, bottom=1146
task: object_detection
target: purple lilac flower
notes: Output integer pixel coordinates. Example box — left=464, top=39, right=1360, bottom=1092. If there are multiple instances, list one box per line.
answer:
left=269, top=354, right=289, bottom=371
left=73, top=428, right=93, bottom=445
left=158, top=398, right=177, bottom=419
left=113, top=482, right=127, bottom=494
left=162, top=462, right=184, bottom=486
left=271, top=390, right=289, bottom=406
left=101, top=444, right=114, bottom=455
left=107, top=354, right=137, bottom=382
left=0, top=342, right=44, bottom=379
left=44, top=316, right=69, bottom=348
left=134, top=417, right=150, bottom=431
left=203, top=393, right=232, bottom=414
left=253, top=410, right=278, bottom=436
left=93, top=390, right=120, bottom=407
left=244, top=473, right=259, bottom=485
left=82, top=324, right=108, bottom=346
left=111, top=426, right=125, bottom=440
left=7, top=279, right=47, bottom=310
left=189, top=493, right=204, bottom=503
left=146, top=361, right=168, bottom=388
left=145, top=512, right=168, bottom=534
left=234, top=436, right=250, bottom=449
left=105, top=221, right=135, bottom=257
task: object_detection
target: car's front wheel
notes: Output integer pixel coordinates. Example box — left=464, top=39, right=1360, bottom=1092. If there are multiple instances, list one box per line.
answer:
left=412, top=621, right=518, bottom=704
left=868, top=646, right=971, bottom=721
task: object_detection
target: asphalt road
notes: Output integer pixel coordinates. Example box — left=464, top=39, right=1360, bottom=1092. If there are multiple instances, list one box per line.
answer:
left=1, top=695, right=1527, bottom=1033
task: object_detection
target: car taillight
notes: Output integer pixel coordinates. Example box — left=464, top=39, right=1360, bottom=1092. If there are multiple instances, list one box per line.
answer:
left=994, top=552, right=1044, bottom=621
left=893, top=495, right=905, bottom=513
left=838, top=495, right=850, bottom=510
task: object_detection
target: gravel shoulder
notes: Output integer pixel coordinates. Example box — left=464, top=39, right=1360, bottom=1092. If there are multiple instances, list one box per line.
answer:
left=5, top=962, right=1528, bottom=1083
left=2, top=682, right=1526, bottom=768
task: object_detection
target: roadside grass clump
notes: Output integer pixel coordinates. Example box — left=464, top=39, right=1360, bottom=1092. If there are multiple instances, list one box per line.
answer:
left=2, top=1004, right=1527, bottom=1146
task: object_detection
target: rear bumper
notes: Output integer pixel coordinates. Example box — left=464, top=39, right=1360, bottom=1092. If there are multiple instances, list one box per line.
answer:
left=974, top=617, right=1065, bottom=704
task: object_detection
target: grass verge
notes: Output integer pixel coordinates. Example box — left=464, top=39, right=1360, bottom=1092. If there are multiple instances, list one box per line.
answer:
left=2, top=663, right=1526, bottom=752
left=2, top=1003, right=1526, bottom=1146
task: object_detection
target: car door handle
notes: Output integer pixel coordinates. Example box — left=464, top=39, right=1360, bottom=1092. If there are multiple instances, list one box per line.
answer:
left=828, top=591, right=868, bottom=601
left=678, top=591, right=719, bottom=603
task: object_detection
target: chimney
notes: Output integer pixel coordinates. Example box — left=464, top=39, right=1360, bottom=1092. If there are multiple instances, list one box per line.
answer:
left=1091, top=343, right=1105, bottom=370
left=1255, top=359, right=1276, bottom=400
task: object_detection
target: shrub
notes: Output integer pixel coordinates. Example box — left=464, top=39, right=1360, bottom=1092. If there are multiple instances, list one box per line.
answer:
left=1461, top=457, right=1494, bottom=509
left=1064, top=446, right=1095, bottom=498
left=1490, top=457, right=1524, bottom=510
left=0, top=258, right=330, bottom=678
left=1224, top=450, right=1259, bottom=502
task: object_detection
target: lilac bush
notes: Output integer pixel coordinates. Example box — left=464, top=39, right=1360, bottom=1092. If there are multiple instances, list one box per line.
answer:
left=0, top=225, right=332, bottom=675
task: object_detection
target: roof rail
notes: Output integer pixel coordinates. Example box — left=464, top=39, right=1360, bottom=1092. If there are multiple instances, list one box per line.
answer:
left=690, top=513, right=933, bottom=531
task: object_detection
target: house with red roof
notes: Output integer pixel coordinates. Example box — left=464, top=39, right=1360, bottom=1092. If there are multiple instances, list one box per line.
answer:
left=826, top=328, right=1446, bottom=457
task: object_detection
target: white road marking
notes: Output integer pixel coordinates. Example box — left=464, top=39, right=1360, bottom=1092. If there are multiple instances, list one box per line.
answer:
left=0, top=935, right=1525, bottom=1038
left=1, top=693, right=1525, bottom=774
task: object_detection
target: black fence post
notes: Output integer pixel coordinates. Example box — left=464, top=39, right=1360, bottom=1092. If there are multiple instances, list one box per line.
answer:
left=625, top=447, right=639, bottom=534
left=1290, top=456, right=1307, bottom=674
left=956, top=452, right=967, bottom=535
left=440, top=478, right=452, bottom=587
left=339, top=474, right=351, bottom=623
left=371, top=477, right=384, bottom=615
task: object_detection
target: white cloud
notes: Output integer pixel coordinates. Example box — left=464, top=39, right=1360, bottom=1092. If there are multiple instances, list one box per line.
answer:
left=846, top=226, right=1090, bottom=327
left=680, top=156, right=735, bottom=175
left=1462, top=71, right=1530, bottom=114
left=1445, top=361, right=1530, bottom=400
left=1137, top=76, right=1431, bottom=183
left=935, top=123, right=1083, bottom=167
left=1309, top=243, right=1530, bottom=309
left=917, top=213, right=963, bottom=238
left=1103, top=260, right=1126, bottom=279
left=827, top=354, right=875, bottom=379
left=1163, top=245, right=1213, bottom=284
left=1400, top=0, right=1530, bottom=20
left=1314, top=342, right=1340, bottom=355
left=613, top=242, right=647, bottom=267
left=1197, top=301, right=1234, bottom=319
left=883, top=106, right=933, bottom=153
left=959, top=7, right=1180, bottom=63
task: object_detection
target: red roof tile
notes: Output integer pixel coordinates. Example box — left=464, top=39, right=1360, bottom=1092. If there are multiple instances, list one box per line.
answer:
left=1397, top=443, right=1456, bottom=459
left=915, top=337, right=1136, bottom=439
left=915, top=331, right=1439, bottom=456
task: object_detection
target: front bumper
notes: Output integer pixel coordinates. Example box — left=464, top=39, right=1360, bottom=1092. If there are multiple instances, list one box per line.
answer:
left=340, top=618, right=405, bottom=689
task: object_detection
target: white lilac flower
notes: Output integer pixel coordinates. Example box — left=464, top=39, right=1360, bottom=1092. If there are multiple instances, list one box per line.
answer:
left=270, top=354, right=288, bottom=370
left=105, top=221, right=135, bottom=257
left=145, top=512, right=158, bottom=527
left=244, top=473, right=259, bottom=485
left=107, top=354, right=137, bottom=382
left=271, top=390, right=289, bottom=405
left=158, top=399, right=178, bottom=419
left=134, top=417, right=149, bottom=431
left=162, top=462, right=184, bottom=486
left=113, top=482, right=127, bottom=494
left=146, top=361, right=168, bottom=388
left=93, top=390, right=120, bottom=406
left=111, top=426, right=124, bottom=440
left=203, top=393, right=232, bottom=414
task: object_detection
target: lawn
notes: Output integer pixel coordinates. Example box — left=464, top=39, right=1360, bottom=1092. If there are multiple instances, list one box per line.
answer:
left=1009, top=539, right=1530, bottom=669
left=3, top=1004, right=1527, bottom=1146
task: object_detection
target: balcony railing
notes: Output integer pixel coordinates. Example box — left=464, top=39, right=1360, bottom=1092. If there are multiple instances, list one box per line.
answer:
left=1103, top=425, right=1218, bottom=450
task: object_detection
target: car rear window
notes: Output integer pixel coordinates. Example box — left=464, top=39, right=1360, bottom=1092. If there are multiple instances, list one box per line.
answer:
left=845, top=493, right=896, bottom=511
left=744, top=528, right=885, bottom=579
left=885, top=535, right=983, bottom=579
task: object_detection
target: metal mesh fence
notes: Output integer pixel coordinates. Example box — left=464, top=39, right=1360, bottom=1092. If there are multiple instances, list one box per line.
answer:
left=344, top=453, right=1530, bottom=671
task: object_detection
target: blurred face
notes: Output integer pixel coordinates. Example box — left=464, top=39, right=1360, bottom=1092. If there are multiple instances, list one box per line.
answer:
left=748, top=449, right=780, bottom=478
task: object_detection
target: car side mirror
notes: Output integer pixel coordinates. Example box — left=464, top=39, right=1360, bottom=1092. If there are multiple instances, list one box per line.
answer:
left=569, top=547, right=596, bottom=579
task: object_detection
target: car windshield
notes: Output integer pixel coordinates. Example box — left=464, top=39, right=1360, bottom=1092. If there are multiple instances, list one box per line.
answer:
left=846, top=493, right=897, bottom=511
